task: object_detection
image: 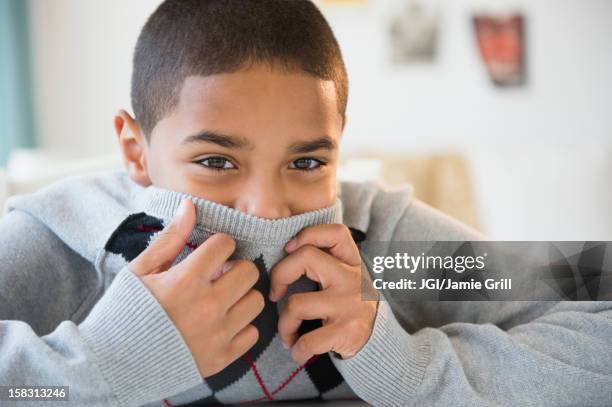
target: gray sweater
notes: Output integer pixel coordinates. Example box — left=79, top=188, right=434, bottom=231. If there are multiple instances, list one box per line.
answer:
left=0, top=170, right=611, bottom=406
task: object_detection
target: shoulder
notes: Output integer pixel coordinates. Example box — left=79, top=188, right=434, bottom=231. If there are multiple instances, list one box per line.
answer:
left=4, top=169, right=141, bottom=213
left=339, top=180, right=483, bottom=241
left=339, top=180, right=414, bottom=240
left=4, top=170, right=142, bottom=262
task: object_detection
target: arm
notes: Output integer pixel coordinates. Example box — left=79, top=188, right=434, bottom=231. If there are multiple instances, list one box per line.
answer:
left=332, top=200, right=612, bottom=406
left=0, top=210, right=202, bottom=406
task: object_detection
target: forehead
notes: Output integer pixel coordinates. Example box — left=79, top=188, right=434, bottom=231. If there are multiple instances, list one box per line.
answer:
left=162, top=66, right=343, bottom=142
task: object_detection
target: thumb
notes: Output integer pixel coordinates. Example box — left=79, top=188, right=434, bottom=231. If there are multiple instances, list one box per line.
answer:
left=129, top=199, right=196, bottom=277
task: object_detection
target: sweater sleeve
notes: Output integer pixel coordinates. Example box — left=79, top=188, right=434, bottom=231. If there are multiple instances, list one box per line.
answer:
left=0, top=210, right=206, bottom=406
left=332, top=199, right=612, bottom=406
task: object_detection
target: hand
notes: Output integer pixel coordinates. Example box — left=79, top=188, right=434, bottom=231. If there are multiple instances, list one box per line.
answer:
left=269, top=224, right=379, bottom=365
left=128, top=200, right=265, bottom=378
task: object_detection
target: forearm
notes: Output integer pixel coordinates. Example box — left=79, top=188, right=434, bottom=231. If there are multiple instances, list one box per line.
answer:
left=0, top=267, right=205, bottom=407
left=333, top=298, right=612, bottom=406
left=0, top=319, right=117, bottom=406
left=0, top=211, right=206, bottom=406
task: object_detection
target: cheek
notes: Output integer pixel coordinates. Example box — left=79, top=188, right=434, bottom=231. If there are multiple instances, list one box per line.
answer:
left=287, top=172, right=337, bottom=213
left=145, top=150, right=184, bottom=188
left=184, top=178, right=242, bottom=207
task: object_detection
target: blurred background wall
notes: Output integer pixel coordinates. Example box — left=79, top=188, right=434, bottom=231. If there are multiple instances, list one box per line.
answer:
left=1, top=0, right=611, bottom=240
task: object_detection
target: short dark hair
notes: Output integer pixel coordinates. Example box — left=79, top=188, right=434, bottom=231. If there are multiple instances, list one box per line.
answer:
left=131, top=0, right=348, bottom=138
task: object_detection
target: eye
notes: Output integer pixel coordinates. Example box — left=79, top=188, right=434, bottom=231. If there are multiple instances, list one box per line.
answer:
left=289, top=158, right=325, bottom=171
left=198, top=156, right=236, bottom=171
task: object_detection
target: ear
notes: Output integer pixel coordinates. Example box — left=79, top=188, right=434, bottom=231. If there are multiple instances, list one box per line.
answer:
left=114, top=109, right=152, bottom=187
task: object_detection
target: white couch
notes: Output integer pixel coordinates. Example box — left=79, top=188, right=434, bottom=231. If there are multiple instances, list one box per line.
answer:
left=0, top=151, right=123, bottom=214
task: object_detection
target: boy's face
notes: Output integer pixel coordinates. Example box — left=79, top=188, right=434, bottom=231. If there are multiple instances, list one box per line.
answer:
left=116, top=64, right=344, bottom=219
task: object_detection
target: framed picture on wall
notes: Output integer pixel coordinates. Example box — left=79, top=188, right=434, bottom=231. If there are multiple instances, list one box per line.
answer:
left=473, top=13, right=527, bottom=87
left=388, top=1, right=441, bottom=65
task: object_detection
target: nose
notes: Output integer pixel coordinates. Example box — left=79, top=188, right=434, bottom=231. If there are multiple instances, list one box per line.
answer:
left=233, top=177, right=292, bottom=219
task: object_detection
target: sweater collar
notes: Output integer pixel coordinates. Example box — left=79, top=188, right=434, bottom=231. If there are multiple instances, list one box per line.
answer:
left=134, top=185, right=344, bottom=245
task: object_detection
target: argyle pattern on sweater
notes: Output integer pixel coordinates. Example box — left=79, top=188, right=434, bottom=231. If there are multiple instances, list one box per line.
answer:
left=98, top=187, right=367, bottom=406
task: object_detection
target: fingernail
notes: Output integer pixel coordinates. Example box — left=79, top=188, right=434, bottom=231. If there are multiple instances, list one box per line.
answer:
left=222, top=261, right=232, bottom=273
left=269, top=288, right=276, bottom=302
left=281, top=341, right=289, bottom=350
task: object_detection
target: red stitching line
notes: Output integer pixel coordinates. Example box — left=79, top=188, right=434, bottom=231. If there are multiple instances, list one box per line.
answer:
left=136, top=224, right=161, bottom=233
left=161, top=345, right=321, bottom=405
left=269, top=355, right=319, bottom=396
left=235, top=354, right=321, bottom=404
left=243, top=352, right=274, bottom=401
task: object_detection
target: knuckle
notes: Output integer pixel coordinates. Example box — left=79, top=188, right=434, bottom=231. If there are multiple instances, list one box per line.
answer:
left=299, top=335, right=314, bottom=353
left=285, top=294, right=302, bottom=315
left=340, top=224, right=353, bottom=240
left=148, top=250, right=171, bottom=267
left=241, top=261, right=260, bottom=284
left=250, top=289, right=265, bottom=311
left=155, top=227, right=180, bottom=245
left=235, top=325, right=259, bottom=353
left=346, top=319, right=369, bottom=340
left=247, top=324, right=259, bottom=344
left=157, top=225, right=175, bottom=238
left=236, top=259, right=256, bottom=272
left=298, top=245, right=317, bottom=261
left=331, top=223, right=347, bottom=233
left=143, top=247, right=161, bottom=262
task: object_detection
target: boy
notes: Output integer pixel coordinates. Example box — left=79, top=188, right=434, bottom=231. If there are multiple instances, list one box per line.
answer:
left=1, top=1, right=611, bottom=406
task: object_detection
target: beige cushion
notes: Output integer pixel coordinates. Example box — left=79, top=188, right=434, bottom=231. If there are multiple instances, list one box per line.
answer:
left=341, top=153, right=481, bottom=231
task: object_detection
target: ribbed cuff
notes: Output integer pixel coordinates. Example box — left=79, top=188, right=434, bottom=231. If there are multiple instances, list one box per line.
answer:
left=331, top=299, right=430, bottom=406
left=79, top=267, right=207, bottom=406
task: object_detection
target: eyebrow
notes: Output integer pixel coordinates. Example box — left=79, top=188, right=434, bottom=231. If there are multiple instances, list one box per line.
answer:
left=182, top=131, right=254, bottom=150
left=182, top=130, right=336, bottom=154
left=289, top=136, right=337, bottom=154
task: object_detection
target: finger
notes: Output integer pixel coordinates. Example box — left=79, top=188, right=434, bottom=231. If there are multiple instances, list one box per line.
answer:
left=278, top=291, right=333, bottom=349
left=228, top=324, right=259, bottom=362
left=130, top=199, right=195, bottom=276
left=178, top=232, right=236, bottom=281
left=269, top=245, right=340, bottom=302
left=225, top=289, right=265, bottom=338
left=291, top=324, right=339, bottom=365
left=285, top=224, right=361, bottom=266
left=212, top=260, right=260, bottom=308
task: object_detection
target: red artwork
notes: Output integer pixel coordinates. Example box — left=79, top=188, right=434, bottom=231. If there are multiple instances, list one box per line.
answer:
left=473, top=14, right=526, bottom=87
